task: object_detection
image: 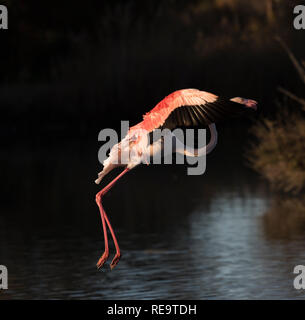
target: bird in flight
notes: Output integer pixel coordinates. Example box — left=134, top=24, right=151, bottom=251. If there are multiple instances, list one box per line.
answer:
left=94, top=88, right=257, bottom=270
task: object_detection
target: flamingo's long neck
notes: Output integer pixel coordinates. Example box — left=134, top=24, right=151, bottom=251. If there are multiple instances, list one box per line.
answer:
left=173, top=123, right=218, bottom=157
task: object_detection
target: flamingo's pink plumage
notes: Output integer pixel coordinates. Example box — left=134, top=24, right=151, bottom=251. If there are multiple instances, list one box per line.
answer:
left=130, top=89, right=218, bottom=133
left=95, top=88, right=257, bottom=270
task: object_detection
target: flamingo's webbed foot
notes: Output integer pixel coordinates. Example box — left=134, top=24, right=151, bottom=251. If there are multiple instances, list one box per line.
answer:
left=96, top=251, right=109, bottom=269
left=110, top=253, right=121, bottom=270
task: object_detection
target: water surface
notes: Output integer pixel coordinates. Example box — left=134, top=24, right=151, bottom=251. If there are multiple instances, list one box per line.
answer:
left=1, top=138, right=305, bottom=299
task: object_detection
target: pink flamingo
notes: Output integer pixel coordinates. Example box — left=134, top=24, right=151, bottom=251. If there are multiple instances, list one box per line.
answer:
left=95, top=88, right=257, bottom=269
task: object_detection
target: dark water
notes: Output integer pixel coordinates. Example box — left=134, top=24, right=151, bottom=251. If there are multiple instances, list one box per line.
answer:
left=1, top=136, right=305, bottom=300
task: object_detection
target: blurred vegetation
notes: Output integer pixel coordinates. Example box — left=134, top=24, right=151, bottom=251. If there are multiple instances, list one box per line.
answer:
left=263, top=196, right=305, bottom=239
left=248, top=40, right=305, bottom=194
left=0, top=0, right=304, bottom=137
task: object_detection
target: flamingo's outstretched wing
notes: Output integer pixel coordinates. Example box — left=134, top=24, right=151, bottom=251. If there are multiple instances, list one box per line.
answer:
left=131, top=89, right=257, bottom=132
left=161, top=92, right=257, bottom=130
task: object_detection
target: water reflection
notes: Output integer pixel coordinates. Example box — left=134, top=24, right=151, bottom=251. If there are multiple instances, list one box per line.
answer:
left=262, top=196, right=305, bottom=240
left=1, top=139, right=305, bottom=299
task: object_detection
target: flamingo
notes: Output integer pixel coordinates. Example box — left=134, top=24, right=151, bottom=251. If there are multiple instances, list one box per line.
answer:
left=94, top=88, right=257, bottom=270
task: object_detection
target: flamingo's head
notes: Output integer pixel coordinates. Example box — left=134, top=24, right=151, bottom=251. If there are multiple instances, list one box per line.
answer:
left=231, top=97, right=258, bottom=111
left=243, top=99, right=258, bottom=111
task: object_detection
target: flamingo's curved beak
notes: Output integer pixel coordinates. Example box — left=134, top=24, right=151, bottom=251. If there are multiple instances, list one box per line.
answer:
left=244, top=99, right=258, bottom=111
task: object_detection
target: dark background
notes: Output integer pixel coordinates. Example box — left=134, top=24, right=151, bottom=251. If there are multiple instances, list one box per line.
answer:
left=1, top=0, right=304, bottom=136
left=1, top=0, right=305, bottom=299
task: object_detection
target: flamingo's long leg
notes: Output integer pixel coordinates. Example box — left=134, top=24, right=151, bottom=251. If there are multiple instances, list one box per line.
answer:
left=96, top=202, right=109, bottom=269
left=96, top=203, right=121, bottom=269
left=95, top=168, right=129, bottom=269
left=103, top=207, right=121, bottom=270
